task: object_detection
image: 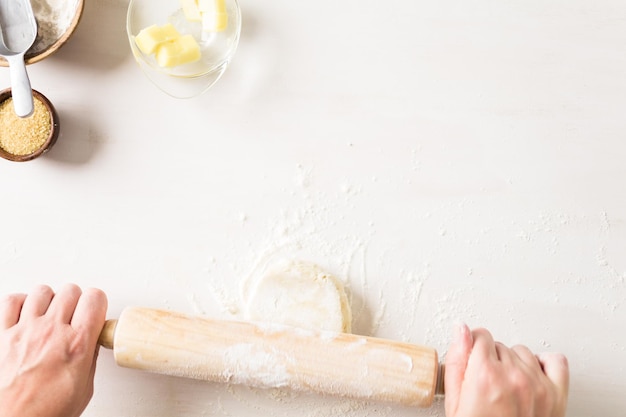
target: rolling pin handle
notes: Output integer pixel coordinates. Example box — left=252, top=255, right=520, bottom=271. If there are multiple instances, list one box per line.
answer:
left=98, top=319, right=118, bottom=350
left=435, top=363, right=445, bottom=396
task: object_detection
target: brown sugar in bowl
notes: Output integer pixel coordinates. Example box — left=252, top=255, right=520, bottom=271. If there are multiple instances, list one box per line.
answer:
left=0, top=0, right=85, bottom=66
left=0, top=88, right=60, bottom=162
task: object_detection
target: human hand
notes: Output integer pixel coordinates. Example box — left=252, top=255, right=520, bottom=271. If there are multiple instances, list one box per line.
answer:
left=444, top=324, right=569, bottom=417
left=0, top=284, right=108, bottom=417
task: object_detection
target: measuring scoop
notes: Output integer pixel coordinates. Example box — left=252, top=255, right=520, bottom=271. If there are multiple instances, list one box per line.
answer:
left=0, top=0, right=37, bottom=118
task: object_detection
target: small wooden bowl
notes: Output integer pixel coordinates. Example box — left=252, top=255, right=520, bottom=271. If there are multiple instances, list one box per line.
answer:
left=0, top=0, right=85, bottom=66
left=0, top=88, right=60, bottom=162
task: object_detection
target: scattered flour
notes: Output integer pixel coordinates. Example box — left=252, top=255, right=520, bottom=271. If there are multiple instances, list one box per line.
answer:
left=188, top=163, right=490, bottom=417
left=223, top=344, right=291, bottom=388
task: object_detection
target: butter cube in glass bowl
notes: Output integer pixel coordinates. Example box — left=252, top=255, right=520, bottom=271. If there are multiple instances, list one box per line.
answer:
left=127, top=0, right=241, bottom=98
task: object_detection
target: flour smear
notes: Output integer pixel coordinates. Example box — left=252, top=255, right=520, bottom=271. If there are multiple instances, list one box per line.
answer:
left=185, top=163, right=448, bottom=417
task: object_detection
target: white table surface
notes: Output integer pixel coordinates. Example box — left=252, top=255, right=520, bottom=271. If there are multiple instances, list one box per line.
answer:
left=1, top=0, right=625, bottom=415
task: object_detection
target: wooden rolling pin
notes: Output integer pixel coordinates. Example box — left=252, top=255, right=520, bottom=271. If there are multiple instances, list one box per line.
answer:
left=98, top=307, right=444, bottom=407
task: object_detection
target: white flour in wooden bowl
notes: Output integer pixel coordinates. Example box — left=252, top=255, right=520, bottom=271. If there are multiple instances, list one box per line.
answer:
left=30, top=0, right=80, bottom=53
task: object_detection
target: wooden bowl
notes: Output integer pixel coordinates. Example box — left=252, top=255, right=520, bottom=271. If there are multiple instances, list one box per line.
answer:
left=0, top=88, right=60, bottom=162
left=0, top=0, right=84, bottom=66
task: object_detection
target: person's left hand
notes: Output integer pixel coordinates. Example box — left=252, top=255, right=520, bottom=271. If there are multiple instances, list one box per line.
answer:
left=0, top=284, right=108, bottom=417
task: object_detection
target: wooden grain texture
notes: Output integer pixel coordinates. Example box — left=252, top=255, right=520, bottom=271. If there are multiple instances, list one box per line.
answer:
left=99, top=307, right=439, bottom=407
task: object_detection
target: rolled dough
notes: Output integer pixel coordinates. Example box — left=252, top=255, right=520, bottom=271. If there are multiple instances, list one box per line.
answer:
left=244, top=260, right=352, bottom=333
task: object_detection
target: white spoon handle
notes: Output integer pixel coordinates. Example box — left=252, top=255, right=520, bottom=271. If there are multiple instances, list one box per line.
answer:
left=6, top=54, right=33, bottom=118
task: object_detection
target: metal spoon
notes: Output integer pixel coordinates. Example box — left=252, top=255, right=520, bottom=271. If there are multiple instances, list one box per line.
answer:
left=0, top=0, right=37, bottom=118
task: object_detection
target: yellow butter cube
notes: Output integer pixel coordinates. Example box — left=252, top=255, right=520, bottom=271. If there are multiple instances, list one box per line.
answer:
left=155, top=34, right=201, bottom=67
left=135, top=23, right=181, bottom=55
left=180, top=0, right=201, bottom=21
left=201, top=11, right=228, bottom=32
left=198, top=0, right=226, bottom=13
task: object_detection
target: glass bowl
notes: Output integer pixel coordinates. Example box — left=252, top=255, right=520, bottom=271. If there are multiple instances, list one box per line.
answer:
left=126, top=0, right=241, bottom=98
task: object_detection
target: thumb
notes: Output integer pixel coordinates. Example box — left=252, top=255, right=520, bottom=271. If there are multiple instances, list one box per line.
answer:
left=444, top=323, right=473, bottom=416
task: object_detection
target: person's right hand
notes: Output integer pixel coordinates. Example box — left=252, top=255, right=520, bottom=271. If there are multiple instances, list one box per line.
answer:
left=444, top=324, right=569, bottom=417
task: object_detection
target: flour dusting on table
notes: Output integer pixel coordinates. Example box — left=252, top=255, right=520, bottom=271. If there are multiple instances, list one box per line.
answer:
left=183, top=163, right=450, bottom=417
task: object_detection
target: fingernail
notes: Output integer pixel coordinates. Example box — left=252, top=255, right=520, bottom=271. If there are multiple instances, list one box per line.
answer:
left=455, top=322, right=473, bottom=349
left=453, top=322, right=467, bottom=341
